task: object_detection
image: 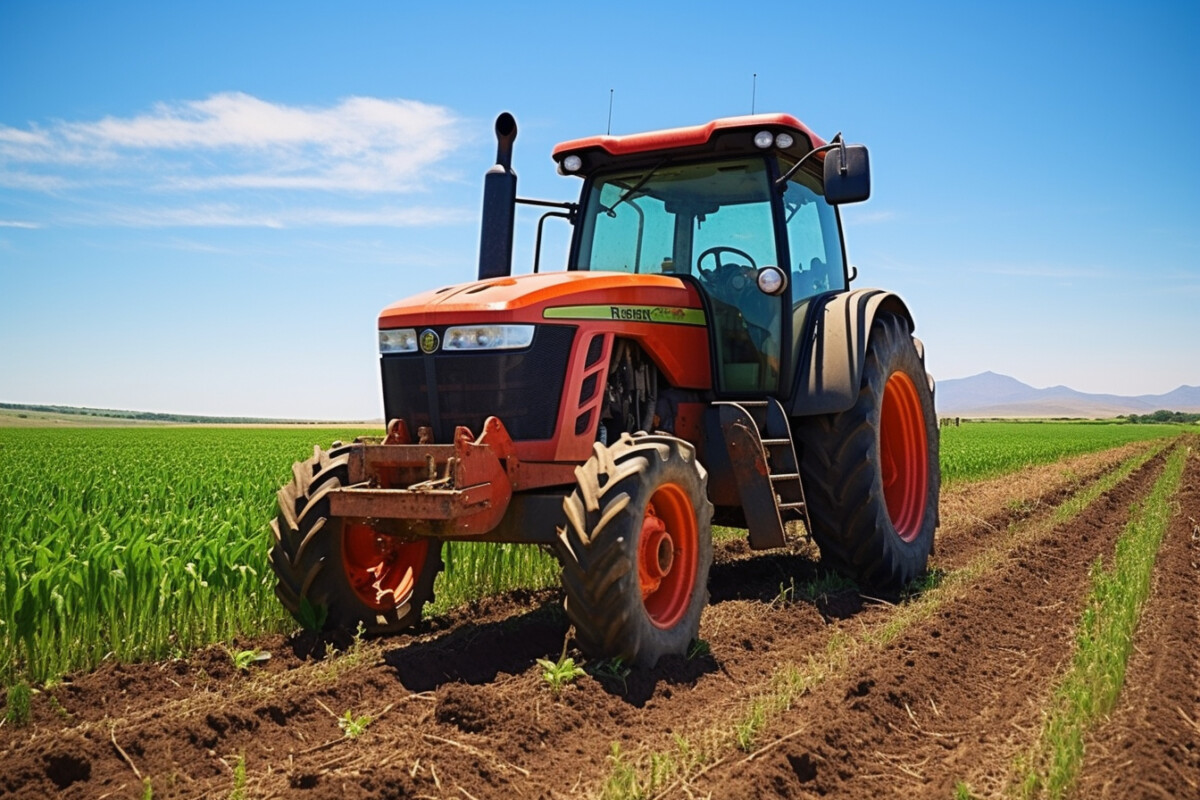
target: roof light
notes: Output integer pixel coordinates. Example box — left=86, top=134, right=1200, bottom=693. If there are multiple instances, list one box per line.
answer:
left=775, top=132, right=795, bottom=149
left=563, top=154, right=582, bottom=172
left=754, top=130, right=774, bottom=149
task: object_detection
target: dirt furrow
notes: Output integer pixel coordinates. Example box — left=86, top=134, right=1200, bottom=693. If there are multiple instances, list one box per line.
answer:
left=0, top=442, right=1172, bottom=800
left=689, top=447, right=1172, bottom=799
left=1070, top=446, right=1200, bottom=799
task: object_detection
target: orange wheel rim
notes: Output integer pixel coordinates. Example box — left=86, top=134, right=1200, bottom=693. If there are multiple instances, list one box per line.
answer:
left=880, top=372, right=929, bottom=542
left=341, top=523, right=428, bottom=611
left=638, top=484, right=698, bottom=629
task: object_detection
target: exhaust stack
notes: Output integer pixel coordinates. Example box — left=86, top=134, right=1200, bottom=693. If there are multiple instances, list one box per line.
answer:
left=477, top=113, right=518, bottom=281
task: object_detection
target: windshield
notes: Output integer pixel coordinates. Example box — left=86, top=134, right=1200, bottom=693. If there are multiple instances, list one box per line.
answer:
left=575, top=157, right=777, bottom=275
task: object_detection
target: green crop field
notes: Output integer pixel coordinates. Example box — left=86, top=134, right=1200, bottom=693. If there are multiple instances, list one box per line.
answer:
left=0, top=421, right=1185, bottom=687
left=938, top=421, right=1184, bottom=484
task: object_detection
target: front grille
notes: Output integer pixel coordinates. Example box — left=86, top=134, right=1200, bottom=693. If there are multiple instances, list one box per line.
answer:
left=380, top=326, right=575, bottom=442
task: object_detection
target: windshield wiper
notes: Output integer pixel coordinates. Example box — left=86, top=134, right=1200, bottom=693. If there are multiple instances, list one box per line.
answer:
left=602, top=158, right=670, bottom=217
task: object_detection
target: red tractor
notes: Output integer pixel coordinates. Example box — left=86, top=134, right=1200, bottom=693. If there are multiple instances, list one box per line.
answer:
left=270, top=112, right=939, bottom=667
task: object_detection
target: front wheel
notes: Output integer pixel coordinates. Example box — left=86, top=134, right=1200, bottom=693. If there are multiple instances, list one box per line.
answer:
left=794, top=313, right=939, bottom=594
left=269, top=445, right=444, bottom=634
left=555, top=433, right=714, bottom=668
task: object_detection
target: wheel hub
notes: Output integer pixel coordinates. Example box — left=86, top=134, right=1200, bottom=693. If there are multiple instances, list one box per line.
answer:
left=342, top=523, right=428, bottom=611
left=637, top=488, right=699, bottom=630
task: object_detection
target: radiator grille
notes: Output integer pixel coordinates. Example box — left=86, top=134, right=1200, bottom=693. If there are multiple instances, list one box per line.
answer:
left=380, top=326, right=575, bottom=442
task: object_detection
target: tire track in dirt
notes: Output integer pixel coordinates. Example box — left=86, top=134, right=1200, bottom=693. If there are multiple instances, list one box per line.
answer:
left=1070, top=445, right=1200, bottom=800
left=688, top=446, right=1174, bottom=799
left=0, top=441, right=1174, bottom=799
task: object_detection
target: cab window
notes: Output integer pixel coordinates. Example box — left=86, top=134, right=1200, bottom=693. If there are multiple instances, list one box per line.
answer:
left=782, top=173, right=845, bottom=304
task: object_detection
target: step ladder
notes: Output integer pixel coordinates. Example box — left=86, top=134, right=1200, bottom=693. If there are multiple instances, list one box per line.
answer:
left=710, top=397, right=811, bottom=549
left=735, top=399, right=809, bottom=525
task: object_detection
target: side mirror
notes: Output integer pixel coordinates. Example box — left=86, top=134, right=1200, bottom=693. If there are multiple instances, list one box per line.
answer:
left=823, top=144, right=870, bottom=204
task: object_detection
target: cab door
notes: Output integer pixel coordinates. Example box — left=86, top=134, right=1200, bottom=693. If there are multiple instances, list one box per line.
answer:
left=688, top=171, right=783, bottom=394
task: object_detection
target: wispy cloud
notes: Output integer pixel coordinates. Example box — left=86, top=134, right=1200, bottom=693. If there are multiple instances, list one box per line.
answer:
left=0, top=93, right=472, bottom=227
left=0, top=220, right=42, bottom=229
left=95, top=203, right=470, bottom=229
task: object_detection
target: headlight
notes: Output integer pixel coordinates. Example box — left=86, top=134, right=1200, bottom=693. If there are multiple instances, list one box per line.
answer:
left=379, top=328, right=418, bottom=353
left=443, top=325, right=535, bottom=351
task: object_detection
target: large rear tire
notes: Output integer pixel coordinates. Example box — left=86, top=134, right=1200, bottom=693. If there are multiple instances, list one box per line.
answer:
left=556, top=433, right=714, bottom=668
left=269, top=444, right=443, bottom=634
left=794, top=313, right=939, bottom=594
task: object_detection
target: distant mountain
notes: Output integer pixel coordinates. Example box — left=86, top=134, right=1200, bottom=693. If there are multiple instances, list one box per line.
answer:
left=935, top=372, right=1200, bottom=418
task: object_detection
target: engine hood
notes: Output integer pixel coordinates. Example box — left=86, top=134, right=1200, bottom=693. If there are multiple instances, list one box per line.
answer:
left=378, top=271, right=705, bottom=329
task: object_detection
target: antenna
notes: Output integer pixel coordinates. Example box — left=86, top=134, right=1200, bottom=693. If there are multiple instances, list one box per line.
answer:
left=751, top=73, right=757, bottom=114
left=607, top=89, right=614, bottom=135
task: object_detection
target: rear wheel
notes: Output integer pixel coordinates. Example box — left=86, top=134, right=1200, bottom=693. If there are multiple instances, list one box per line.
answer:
left=269, top=445, right=443, bottom=633
left=794, top=313, right=939, bottom=594
left=556, top=433, right=714, bottom=667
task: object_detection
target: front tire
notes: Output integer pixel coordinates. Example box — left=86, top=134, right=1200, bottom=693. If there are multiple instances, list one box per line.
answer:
left=556, top=433, right=714, bottom=667
left=269, top=445, right=444, bottom=634
left=794, top=313, right=939, bottom=594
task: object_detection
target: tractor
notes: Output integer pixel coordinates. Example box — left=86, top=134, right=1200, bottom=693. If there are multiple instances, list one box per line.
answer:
left=269, top=111, right=939, bottom=667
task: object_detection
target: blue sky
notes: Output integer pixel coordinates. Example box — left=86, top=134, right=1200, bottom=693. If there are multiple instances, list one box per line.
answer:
left=2, top=1, right=1197, bottom=419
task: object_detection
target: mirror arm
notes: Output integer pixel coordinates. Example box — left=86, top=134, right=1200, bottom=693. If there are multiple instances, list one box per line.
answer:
left=517, top=197, right=578, bottom=218
left=775, top=133, right=843, bottom=186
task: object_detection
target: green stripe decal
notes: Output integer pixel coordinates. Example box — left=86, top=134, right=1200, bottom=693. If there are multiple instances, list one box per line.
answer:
left=543, top=305, right=707, bottom=326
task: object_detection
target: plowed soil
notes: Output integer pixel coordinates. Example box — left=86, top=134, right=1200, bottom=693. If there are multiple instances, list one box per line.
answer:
left=1, top=439, right=1196, bottom=800
left=1072, top=445, right=1200, bottom=800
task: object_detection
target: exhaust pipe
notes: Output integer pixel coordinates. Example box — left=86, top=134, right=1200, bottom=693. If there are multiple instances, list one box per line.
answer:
left=477, top=113, right=518, bottom=281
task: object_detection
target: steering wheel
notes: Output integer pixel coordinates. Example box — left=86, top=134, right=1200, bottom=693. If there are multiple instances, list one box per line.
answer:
left=697, top=246, right=758, bottom=297
left=696, top=246, right=757, bottom=275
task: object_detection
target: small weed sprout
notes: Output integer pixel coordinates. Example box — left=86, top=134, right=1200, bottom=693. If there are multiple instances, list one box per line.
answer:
left=537, top=656, right=586, bottom=696
left=601, top=742, right=641, bottom=800
left=5, top=682, right=31, bottom=727
left=903, top=567, right=947, bottom=600
left=229, top=648, right=268, bottom=671
left=47, top=693, right=71, bottom=720
left=591, top=657, right=631, bottom=692
left=687, top=638, right=710, bottom=660
left=297, top=597, right=328, bottom=632
left=338, top=710, right=373, bottom=739
left=230, top=753, right=247, bottom=799
left=772, top=578, right=796, bottom=606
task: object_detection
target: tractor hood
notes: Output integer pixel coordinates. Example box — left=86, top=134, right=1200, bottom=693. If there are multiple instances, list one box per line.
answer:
left=378, top=271, right=706, bottom=329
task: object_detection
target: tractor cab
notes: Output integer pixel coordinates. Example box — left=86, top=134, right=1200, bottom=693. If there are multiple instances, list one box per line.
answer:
left=553, top=115, right=864, bottom=396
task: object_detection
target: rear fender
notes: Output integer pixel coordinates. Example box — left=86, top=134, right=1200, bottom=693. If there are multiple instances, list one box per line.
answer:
left=788, top=288, right=917, bottom=417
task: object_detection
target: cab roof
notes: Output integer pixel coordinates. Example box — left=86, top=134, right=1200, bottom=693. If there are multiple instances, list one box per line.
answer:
left=551, top=113, right=827, bottom=176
